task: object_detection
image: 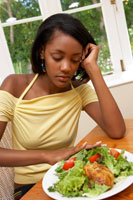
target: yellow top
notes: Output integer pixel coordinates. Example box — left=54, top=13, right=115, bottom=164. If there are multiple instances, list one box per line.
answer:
left=0, top=74, right=98, bottom=184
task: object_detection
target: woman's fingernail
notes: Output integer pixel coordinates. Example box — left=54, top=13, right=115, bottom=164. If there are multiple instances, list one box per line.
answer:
left=82, top=141, right=87, bottom=146
left=101, top=144, right=107, bottom=146
left=96, top=141, right=102, bottom=144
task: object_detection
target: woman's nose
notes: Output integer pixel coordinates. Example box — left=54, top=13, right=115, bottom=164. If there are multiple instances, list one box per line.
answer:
left=60, top=61, right=71, bottom=72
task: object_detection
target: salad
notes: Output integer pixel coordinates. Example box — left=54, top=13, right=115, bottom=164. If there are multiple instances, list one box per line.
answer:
left=48, top=146, right=133, bottom=198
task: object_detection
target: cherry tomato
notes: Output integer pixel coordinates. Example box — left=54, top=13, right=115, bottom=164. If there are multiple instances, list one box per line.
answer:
left=110, top=149, right=120, bottom=159
left=88, top=154, right=101, bottom=163
left=63, top=160, right=75, bottom=170
left=70, top=157, right=77, bottom=161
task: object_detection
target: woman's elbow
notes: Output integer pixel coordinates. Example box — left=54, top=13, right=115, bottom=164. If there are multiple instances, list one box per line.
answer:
left=108, top=124, right=126, bottom=139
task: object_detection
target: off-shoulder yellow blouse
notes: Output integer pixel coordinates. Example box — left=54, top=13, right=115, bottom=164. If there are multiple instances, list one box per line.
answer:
left=0, top=74, right=98, bottom=184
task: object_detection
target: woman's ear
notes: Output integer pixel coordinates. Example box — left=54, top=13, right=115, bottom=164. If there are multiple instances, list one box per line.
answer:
left=40, top=46, right=45, bottom=59
left=40, top=52, right=44, bottom=59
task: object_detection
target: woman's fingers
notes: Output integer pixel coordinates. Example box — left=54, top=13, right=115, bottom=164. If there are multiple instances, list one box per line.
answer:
left=48, top=141, right=103, bottom=165
left=82, top=43, right=99, bottom=65
left=85, top=141, right=102, bottom=150
left=73, top=141, right=102, bottom=154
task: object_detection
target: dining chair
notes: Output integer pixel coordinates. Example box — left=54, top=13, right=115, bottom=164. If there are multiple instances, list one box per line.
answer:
left=0, top=122, right=14, bottom=200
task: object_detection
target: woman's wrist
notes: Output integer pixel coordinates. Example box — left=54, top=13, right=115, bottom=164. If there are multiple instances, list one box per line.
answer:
left=85, top=64, right=101, bottom=80
left=40, top=150, right=50, bottom=164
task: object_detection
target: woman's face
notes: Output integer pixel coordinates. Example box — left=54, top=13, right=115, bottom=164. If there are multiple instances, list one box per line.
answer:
left=41, top=30, right=83, bottom=89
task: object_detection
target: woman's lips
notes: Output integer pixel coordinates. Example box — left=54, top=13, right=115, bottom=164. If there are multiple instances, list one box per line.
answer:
left=57, top=76, right=70, bottom=82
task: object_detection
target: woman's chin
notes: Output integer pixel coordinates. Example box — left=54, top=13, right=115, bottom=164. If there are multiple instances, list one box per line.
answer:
left=53, top=80, right=71, bottom=91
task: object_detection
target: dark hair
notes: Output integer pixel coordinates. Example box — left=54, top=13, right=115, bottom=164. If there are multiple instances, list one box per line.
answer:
left=31, top=13, right=96, bottom=74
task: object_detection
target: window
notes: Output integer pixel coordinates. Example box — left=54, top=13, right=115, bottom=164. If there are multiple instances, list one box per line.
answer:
left=60, top=0, right=133, bottom=74
left=0, top=0, right=132, bottom=84
left=61, top=0, right=100, bottom=11
left=123, top=0, right=133, bottom=55
left=3, top=20, right=42, bottom=74
left=0, top=0, right=41, bottom=23
left=0, top=0, right=43, bottom=75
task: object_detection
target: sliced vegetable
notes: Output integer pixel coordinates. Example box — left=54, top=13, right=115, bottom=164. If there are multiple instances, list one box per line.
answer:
left=63, top=159, right=75, bottom=170
left=49, top=147, right=133, bottom=198
left=110, top=149, right=120, bottom=160
left=88, top=154, right=101, bottom=163
left=70, top=157, right=77, bottom=161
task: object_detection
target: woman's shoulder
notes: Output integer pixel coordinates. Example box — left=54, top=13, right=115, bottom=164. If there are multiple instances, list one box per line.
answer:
left=0, top=74, right=35, bottom=98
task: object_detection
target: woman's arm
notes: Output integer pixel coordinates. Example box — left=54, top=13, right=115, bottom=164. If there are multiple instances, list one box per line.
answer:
left=0, top=122, right=101, bottom=167
left=82, top=44, right=126, bottom=139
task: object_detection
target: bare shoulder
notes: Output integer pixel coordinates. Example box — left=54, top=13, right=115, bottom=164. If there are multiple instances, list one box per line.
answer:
left=0, top=74, right=35, bottom=98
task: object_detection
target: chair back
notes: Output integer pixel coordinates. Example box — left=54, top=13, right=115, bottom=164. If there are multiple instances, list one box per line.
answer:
left=0, top=122, right=14, bottom=200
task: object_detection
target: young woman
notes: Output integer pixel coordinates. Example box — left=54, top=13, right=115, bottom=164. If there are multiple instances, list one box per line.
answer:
left=0, top=13, right=125, bottom=199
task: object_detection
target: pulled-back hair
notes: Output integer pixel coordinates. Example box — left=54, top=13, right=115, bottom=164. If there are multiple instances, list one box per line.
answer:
left=31, top=13, right=96, bottom=74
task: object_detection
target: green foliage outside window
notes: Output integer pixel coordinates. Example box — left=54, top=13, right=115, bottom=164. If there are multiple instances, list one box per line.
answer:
left=124, top=0, right=133, bottom=52
left=0, top=0, right=41, bottom=74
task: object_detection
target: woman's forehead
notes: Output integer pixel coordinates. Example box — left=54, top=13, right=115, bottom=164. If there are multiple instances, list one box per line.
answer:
left=44, top=30, right=83, bottom=53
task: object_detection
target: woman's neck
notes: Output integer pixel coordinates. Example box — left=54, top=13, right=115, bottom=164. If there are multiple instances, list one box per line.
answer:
left=39, top=74, right=72, bottom=95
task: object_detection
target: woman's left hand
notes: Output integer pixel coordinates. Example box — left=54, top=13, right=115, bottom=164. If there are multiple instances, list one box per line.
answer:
left=45, top=141, right=102, bottom=165
left=81, top=43, right=99, bottom=74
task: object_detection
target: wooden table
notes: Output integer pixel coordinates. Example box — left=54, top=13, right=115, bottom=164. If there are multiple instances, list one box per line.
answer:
left=21, top=119, right=133, bottom=200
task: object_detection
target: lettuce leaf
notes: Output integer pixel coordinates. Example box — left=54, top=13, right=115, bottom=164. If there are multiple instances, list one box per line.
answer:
left=48, top=147, right=133, bottom=197
left=49, top=160, right=85, bottom=197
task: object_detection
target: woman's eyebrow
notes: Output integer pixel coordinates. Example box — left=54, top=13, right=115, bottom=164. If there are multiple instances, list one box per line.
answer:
left=52, top=49, right=82, bottom=55
left=52, top=49, right=64, bottom=53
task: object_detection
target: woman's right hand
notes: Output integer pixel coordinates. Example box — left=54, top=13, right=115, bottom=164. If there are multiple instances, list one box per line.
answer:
left=45, top=141, right=102, bottom=165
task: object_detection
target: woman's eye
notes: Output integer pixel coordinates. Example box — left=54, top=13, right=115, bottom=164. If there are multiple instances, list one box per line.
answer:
left=72, top=59, right=81, bottom=63
left=52, top=56, right=81, bottom=63
left=53, top=57, right=62, bottom=61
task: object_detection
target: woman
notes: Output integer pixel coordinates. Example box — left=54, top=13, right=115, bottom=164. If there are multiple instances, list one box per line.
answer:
left=0, top=13, right=125, bottom=199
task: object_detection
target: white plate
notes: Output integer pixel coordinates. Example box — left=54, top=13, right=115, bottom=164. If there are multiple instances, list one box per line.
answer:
left=42, top=149, right=133, bottom=200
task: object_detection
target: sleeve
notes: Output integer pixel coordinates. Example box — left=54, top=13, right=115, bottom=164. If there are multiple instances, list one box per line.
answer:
left=76, top=83, right=98, bottom=109
left=0, top=91, right=15, bottom=122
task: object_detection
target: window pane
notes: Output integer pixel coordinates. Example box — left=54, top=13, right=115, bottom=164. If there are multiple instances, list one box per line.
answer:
left=123, top=0, right=133, bottom=55
left=71, top=8, right=113, bottom=74
left=60, top=0, right=100, bottom=11
left=0, top=0, right=41, bottom=23
left=3, top=20, right=42, bottom=74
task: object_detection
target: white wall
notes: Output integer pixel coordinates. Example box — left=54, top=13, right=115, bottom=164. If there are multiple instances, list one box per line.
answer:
left=110, top=83, right=133, bottom=118
left=75, top=82, right=133, bottom=144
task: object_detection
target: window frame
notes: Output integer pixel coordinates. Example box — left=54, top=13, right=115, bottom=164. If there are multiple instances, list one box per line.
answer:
left=0, top=0, right=132, bottom=85
left=101, top=0, right=133, bottom=73
left=0, top=20, right=14, bottom=83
